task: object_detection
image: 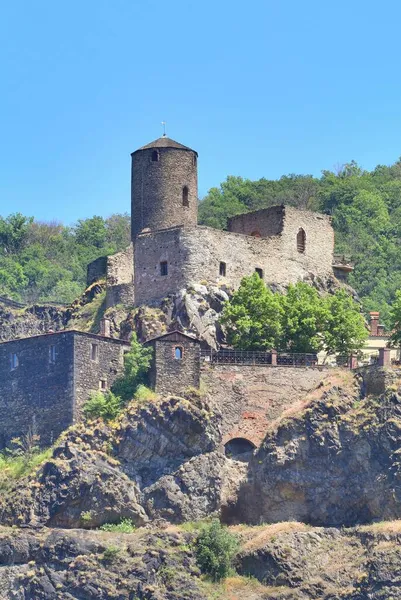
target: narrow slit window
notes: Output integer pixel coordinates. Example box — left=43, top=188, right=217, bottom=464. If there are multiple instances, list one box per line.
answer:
left=174, top=346, right=183, bottom=360
left=10, top=353, right=18, bottom=371
left=91, top=343, right=99, bottom=362
left=99, top=379, right=107, bottom=391
left=193, top=154, right=197, bottom=166
left=151, top=150, right=159, bottom=162
left=160, top=261, right=168, bottom=276
left=297, top=228, right=306, bottom=253
left=219, top=261, right=226, bottom=276
left=49, top=345, right=56, bottom=364
left=255, top=268, right=263, bottom=279
left=182, top=186, right=189, bottom=207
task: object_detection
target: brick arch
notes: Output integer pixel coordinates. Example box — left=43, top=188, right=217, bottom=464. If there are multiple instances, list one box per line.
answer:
left=224, top=437, right=256, bottom=460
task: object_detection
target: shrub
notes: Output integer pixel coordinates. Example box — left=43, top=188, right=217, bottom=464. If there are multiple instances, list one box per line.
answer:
left=83, top=390, right=122, bottom=422
left=134, top=384, right=158, bottom=404
left=100, top=518, right=136, bottom=533
left=195, top=520, right=239, bottom=581
left=102, top=545, right=121, bottom=562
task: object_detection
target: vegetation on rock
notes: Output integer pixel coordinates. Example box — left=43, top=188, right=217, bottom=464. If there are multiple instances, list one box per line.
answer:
left=195, top=520, right=239, bottom=581
left=220, top=275, right=367, bottom=354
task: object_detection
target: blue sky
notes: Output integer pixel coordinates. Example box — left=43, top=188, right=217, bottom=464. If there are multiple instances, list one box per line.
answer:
left=1, top=0, right=401, bottom=223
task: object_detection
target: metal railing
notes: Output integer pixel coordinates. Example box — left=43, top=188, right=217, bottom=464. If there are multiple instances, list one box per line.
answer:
left=201, top=348, right=352, bottom=368
left=200, top=348, right=272, bottom=365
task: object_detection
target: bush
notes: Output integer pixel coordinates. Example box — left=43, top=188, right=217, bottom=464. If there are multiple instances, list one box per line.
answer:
left=194, top=520, right=239, bottom=581
left=100, top=518, right=136, bottom=533
left=83, top=390, right=122, bottom=422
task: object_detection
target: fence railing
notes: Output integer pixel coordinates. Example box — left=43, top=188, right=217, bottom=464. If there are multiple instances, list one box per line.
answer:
left=0, top=295, right=68, bottom=309
left=200, top=348, right=352, bottom=368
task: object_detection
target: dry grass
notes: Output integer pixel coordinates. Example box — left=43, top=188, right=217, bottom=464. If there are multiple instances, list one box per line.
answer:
left=229, top=522, right=311, bottom=553
left=202, top=575, right=281, bottom=600
left=358, top=520, right=401, bottom=534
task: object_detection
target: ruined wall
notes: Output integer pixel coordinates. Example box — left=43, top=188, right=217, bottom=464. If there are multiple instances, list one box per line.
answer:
left=228, top=206, right=285, bottom=238
left=131, top=147, right=198, bottom=239
left=73, top=333, right=130, bottom=416
left=0, top=333, right=75, bottom=447
left=87, top=256, right=107, bottom=286
left=148, top=338, right=200, bottom=396
left=134, top=216, right=334, bottom=305
left=201, top=364, right=327, bottom=446
left=106, top=244, right=135, bottom=308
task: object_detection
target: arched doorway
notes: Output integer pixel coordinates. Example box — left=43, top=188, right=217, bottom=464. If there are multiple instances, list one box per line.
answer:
left=224, top=437, right=256, bottom=461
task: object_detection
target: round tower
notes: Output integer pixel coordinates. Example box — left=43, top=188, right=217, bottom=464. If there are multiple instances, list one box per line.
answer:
left=131, top=136, right=198, bottom=240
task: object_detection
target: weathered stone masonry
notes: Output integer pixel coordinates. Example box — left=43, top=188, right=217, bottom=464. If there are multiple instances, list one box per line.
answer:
left=0, top=331, right=129, bottom=448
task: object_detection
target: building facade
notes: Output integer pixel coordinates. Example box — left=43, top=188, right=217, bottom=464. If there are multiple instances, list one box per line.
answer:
left=0, top=331, right=129, bottom=448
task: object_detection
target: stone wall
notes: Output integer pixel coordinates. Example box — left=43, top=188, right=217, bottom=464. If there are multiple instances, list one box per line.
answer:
left=0, top=332, right=130, bottom=448
left=106, top=244, right=135, bottom=308
left=201, top=364, right=327, bottom=446
left=73, top=333, right=130, bottom=417
left=228, top=206, right=285, bottom=237
left=131, top=147, right=198, bottom=239
left=134, top=213, right=334, bottom=305
left=87, top=256, right=107, bottom=286
left=357, top=365, right=401, bottom=397
left=0, top=333, right=75, bottom=447
left=147, top=335, right=200, bottom=396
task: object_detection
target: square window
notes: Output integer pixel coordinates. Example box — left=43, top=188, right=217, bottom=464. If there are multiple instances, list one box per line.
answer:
left=255, top=268, right=263, bottom=279
left=91, top=343, right=99, bottom=362
left=219, top=261, right=226, bottom=277
left=160, top=261, right=168, bottom=276
left=99, top=379, right=107, bottom=391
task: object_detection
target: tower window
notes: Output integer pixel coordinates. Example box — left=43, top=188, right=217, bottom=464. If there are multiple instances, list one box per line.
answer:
left=174, top=346, right=183, bottom=360
left=182, top=186, right=189, bottom=207
left=255, top=268, right=263, bottom=279
left=99, top=379, right=107, bottom=391
left=219, top=261, right=226, bottom=276
left=151, top=150, right=159, bottom=162
left=10, top=353, right=19, bottom=371
left=160, top=261, right=168, bottom=276
left=49, top=345, right=56, bottom=364
left=90, top=343, right=99, bottom=362
left=297, top=228, right=306, bottom=253
left=193, top=155, right=197, bottom=166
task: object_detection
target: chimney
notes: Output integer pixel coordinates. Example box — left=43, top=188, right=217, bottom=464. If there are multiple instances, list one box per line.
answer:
left=100, top=318, right=111, bottom=338
left=369, top=312, right=380, bottom=336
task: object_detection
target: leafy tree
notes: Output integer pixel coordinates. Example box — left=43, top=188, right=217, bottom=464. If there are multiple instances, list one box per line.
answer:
left=220, top=274, right=283, bottom=350
left=83, top=390, right=122, bottom=421
left=278, top=283, right=326, bottom=353
left=389, top=290, right=401, bottom=346
left=74, top=216, right=107, bottom=249
left=195, top=520, right=239, bottom=581
left=112, top=334, right=153, bottom=401
left=221, top=277, right=367, bottom=355
left=322, top=289, right=368, bottom=356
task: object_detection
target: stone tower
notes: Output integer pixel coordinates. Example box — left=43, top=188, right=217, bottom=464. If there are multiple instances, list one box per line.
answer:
left=131, top=136, right=198, bottom=240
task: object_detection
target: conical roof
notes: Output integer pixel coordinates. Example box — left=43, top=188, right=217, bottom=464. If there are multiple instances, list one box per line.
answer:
left=133, top=136, right=197, bottom=154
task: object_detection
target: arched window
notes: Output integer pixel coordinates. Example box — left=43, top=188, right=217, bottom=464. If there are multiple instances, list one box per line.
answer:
left=297, top=228, right=306, bottom=253
left=251, top=230, right=261, bottom=238
left=174, top=346, right=183, bottom=360
left=182, top=186, right=189, bottom=207
left=224, top=438, right=256, bottom=461
left=151, top=150, right=159, bottom=162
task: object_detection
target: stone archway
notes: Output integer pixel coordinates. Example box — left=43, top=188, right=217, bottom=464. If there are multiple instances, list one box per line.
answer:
left=224, top=437, right=256, bottom=461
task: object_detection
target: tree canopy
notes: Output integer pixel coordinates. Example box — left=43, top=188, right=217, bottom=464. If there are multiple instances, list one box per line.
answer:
left=220, top=275, right=368, bottom=355
left=199, top=157, right=401, bottom=325
left=0, top=213, right=130, bottom=304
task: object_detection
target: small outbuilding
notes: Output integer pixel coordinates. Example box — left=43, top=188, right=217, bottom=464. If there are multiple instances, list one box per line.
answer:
left=144, top=330, right=200, bottom=396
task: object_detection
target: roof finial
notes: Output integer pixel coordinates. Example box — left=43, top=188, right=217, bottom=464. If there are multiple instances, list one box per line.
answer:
left=161, top=121, right=167, bottom=137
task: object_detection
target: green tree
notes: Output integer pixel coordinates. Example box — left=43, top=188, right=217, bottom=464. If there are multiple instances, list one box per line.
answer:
left=389, top=290, right=401, bottom=346
left=322, top=289, right=368, bottom=355
left=83, top=390, right=122, bottom=421
left=220, top=274, right=283, bottom=350
left=195, top=520, right=239, bottom=582
left=112, top=333, right=153, bottom=401
left=278, top=282, right=326, bottom=353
